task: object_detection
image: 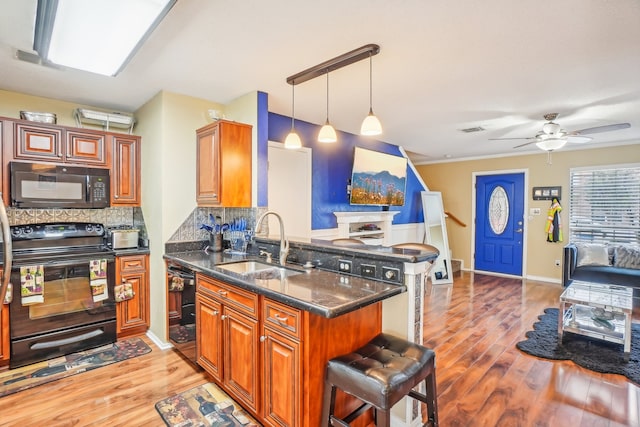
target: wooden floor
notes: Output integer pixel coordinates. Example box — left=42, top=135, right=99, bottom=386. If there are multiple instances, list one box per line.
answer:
left=0, top=272, right=638, bottom=426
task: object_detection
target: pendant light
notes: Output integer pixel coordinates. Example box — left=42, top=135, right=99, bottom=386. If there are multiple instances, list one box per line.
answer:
left=360, top=51, right=382, bottom=136
left=318, top=71, right=337, bottom=143
left=284, top=84, right=302, bottom=149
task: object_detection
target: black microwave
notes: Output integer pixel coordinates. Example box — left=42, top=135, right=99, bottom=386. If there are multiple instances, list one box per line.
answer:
left=10, top=162, right=110, bottom=208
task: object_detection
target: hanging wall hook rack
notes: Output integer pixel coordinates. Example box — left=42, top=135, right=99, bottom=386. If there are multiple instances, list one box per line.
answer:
left=286, top=44, right=380, bottom=85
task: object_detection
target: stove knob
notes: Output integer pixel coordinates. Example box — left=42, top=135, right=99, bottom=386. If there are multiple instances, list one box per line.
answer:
left=86, top=224, right=93, bottom=232
left=94, top=224, right=104, bottom=234
left=11, top=228, right=21, bottom=238
left=23, top=226, right=33, bottom=234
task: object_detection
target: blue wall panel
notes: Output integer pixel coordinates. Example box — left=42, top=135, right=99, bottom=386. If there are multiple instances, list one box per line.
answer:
left=268, top=112, right=425, bottom=230
left=256, top=91, right=269, bottom=207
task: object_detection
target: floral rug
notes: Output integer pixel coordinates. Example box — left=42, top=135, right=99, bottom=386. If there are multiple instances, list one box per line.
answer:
left=517, top=308, right=640, bottom=385
left=156, top=382, right=261, bottom=426
left=0, top=337, right=152, bottom=397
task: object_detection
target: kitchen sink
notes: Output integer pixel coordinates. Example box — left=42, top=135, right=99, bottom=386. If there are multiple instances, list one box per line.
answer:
left=216, top=260, right=303, bottom=280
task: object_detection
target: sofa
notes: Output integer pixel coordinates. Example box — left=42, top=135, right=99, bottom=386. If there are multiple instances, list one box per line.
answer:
left=563, top=242, right=640, bottom=289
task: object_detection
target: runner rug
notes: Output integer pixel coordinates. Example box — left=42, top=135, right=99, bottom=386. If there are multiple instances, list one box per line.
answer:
left=516, top=308, right=640, bottom=385
left=155, top=382, right=262, bottom=426
left=0, top=337, right=152, bottom=397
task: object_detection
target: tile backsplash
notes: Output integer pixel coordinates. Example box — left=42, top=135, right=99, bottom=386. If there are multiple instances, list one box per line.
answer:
left=168, top=206, right=267, bottom=243
left=8, top=206, right=139, bottom=228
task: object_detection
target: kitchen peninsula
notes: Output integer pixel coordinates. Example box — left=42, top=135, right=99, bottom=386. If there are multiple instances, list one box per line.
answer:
left=164, top=237, right=438, bottom=427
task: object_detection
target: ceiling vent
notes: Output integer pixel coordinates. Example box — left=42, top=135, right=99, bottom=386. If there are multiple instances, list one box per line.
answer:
left=459, top=126, right=485, bottom=133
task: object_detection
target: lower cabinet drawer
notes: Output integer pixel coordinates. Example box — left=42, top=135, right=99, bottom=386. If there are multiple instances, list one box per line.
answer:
left=262, top=298, right=301, bottom=340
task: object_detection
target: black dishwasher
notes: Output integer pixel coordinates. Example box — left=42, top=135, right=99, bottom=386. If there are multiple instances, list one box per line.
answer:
left=167, top=262, right=197, bottom=365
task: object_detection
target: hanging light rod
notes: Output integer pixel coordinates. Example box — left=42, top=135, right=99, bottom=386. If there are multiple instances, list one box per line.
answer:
left=286, top=44, right=380, bottom=86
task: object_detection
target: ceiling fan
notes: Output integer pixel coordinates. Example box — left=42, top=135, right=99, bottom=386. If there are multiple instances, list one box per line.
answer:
left=490, top=113, right=631, bottom=151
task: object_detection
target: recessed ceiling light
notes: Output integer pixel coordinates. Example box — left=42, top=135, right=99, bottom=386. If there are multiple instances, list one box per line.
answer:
left=459, top=126, right=486, bottom=133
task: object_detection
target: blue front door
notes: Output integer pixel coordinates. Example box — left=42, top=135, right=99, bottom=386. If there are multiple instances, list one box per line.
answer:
left=475, top=173, right=525, bottom=276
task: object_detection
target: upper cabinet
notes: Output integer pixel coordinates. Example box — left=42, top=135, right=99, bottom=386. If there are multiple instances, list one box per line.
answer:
left=15, top=122, right=107, bottom=166
left=0, top=116, right=141, bottom=207
left=111, top=134, right=140, bottom=206
left=196, top=120, right=252, bottom=207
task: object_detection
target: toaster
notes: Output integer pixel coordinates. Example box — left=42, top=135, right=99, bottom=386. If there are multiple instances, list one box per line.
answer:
left=109, top=229, right=139, bottom=249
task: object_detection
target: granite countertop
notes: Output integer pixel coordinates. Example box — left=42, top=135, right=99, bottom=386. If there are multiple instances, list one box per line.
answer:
left=164, top=250, right=406, bottom=318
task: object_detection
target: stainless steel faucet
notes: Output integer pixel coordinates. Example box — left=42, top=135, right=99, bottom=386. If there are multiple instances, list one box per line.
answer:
left=255, top=211, right=289, bottom=266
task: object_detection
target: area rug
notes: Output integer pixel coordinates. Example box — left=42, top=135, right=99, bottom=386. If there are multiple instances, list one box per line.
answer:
left=517, top=308, right=640, bottom=385
left=155, top=382, right=261, bottom=426
left=0, top=337, right=152, bottom=397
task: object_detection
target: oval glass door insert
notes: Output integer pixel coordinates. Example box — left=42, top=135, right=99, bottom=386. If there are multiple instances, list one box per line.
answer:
left=488, top=186, right=509, bottom=234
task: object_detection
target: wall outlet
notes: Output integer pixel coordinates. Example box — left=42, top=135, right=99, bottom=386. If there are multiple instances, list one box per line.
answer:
left=555, top=259, right=561, bottom=266
left=338, top=259, right=352, bottom=273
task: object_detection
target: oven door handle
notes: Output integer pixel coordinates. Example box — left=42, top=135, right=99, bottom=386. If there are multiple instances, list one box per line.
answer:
left=15, top=256, right=116, bottom=269
left=0, top=193, right=12, bottom=305
left=30, top=328, right=104, bottom=350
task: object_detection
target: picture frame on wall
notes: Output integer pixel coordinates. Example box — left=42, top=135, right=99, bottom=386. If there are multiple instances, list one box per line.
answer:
left=532, top=186, right=561, bottom=201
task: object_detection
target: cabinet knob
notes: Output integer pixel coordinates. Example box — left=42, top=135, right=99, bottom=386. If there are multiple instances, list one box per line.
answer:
left=221, top=314, right=228, bottom=320
left=114, top=195, right=119, bottom=199
left=218, top=290, right=228, bottom=296
left=260, top=336, right=266, bottom=342
left=213, top=310, right=219, bottom=316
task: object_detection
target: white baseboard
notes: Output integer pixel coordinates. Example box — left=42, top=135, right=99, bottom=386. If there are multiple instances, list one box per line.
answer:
left=146, top=330, right=173, bottom=350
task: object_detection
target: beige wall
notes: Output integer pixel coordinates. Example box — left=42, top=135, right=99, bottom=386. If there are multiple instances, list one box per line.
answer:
left=415, top=144, right=640, bottom=282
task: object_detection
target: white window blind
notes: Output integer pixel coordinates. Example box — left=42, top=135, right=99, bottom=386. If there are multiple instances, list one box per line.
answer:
left=569, top=164, right=640, bottom=244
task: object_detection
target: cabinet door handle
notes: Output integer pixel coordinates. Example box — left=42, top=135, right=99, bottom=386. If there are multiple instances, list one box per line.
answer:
left=274, top=313, right=288, bottom=323
left=217, top=290, right=228, bottom=296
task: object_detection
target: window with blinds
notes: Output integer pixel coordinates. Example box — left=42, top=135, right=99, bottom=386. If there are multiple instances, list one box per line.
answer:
left=569, top=164, right=640, bottom=244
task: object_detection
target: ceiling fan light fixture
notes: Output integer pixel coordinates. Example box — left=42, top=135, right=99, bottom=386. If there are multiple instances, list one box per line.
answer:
left=536, top=137, right=567, bottom=151
left=542, top=122, right=561, bottom=135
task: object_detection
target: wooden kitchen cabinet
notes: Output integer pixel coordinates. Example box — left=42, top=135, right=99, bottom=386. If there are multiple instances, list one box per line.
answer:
left=194, top=272, right=382, bottom=426
left=261, top=299, right=301, bottom=427
left=14, top=122, right=64, bottom=162
left=196, top=274, right=260, bottom=414
left=111, top=134, right=141, bottom=206
left=196, top=120, right=252, bottom=207
left=14, top=122, right=107, bottom=166
left=116, top=254, right=149, bottom=337
left=65, top=129, right=108, bottom=165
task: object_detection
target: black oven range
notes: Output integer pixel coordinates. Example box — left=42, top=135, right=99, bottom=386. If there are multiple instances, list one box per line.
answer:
left=8, top=223, right=116, bottom=369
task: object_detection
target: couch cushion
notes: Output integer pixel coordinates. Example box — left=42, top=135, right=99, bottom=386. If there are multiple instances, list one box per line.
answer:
left=575, top=243, right=610, bottom=267
left=614, top=245, right=640, bottom=270
left=571, top=265, right=640, bottom=288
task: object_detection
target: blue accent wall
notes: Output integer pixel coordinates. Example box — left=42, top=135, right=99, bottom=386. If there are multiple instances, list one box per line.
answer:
left=268, top=112, right=425, bottom=230
left=256, top=91, right=269, bottom=207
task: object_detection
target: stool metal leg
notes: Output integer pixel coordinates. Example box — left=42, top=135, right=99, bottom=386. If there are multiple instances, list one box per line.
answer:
left=321, top=382, right=336, bottom=426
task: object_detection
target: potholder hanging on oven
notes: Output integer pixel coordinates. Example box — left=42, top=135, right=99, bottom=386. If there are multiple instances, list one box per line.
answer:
left=115, top=282, right=135, bottom=302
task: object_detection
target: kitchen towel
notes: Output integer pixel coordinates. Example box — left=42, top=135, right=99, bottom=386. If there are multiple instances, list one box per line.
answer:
left=20, top=265, right=44, bottom=305
left=169, top=276, right=184, bottom=292
left=89, top=259, right=108, bottom=302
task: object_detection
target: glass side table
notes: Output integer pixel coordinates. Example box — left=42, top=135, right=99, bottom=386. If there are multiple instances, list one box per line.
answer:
left=558, top=281, right=633, bottom=357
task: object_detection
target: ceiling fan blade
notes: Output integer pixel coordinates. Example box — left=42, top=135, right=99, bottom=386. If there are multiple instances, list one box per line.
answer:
left=489, top=137, right=535, bottom=141
left=567, top=135, right=592, bottom=144
left=573, top=123, right=630, bottom=135
left=513, top=140, right=537, bottom=148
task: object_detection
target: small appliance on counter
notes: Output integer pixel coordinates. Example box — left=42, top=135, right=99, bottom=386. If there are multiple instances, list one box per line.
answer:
left=106, top=226, right=139, bottom=249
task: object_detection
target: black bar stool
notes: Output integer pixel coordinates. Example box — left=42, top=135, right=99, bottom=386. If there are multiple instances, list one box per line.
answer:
left=321, top=333, right=438, bottom=427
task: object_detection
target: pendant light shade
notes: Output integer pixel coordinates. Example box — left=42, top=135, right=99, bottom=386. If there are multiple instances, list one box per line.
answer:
left=360, top=52, right=382, bottom=136
left=318, top=72, right=337, bottom=143
left=284, top=84, right=302, bottom=149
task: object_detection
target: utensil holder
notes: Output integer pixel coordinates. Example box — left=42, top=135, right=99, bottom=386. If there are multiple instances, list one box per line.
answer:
left=209, top=233, right=223, bottom=252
